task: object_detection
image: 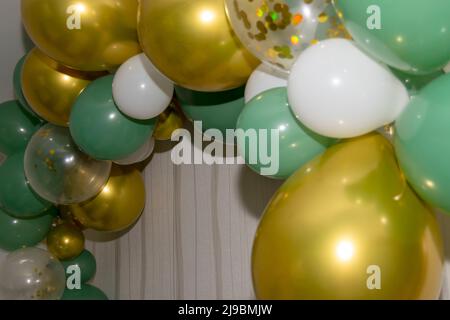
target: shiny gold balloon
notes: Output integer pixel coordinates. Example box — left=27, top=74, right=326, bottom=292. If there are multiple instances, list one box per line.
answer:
left=22, top=0, right=141, bottom=71
left=253, top=134, right=443, bottom=300
left=47, top=222, right=85, bottom=261
left=62, top=165, right=145, bottom=232
left=138, top=0, right=260, bottom=92
left=22, top=49, right=103, bottom=126
left=153, top=101, right=185, bottom=141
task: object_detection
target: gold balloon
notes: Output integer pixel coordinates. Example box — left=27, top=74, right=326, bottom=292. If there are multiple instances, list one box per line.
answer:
left=22, top=49, right=104, bottom=126
left=47, top=222, right=85, bottom=261
left=253, top=134, right=443, bottom=300
left=22, top=0, right=141, bottom=71
left=62, top=165, right=145, bottom=232
left=138, top=0, right=260, bottom=92
left=153, top=101, right=185, bottom=141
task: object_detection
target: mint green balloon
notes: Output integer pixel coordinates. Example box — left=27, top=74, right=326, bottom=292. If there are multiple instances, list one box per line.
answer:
left=237, top=88, right=336, bottom=179
left=62, top=284, right=108, bottom=300
left=0, top=151, right=52, bottom=218
left=62, top=250, right=97, bottom=284
left=13, top=55, right=41, bottom=119
left=391, top=69, right=445, bottom=97
left=334, top=0, right=450, bottom=74
left=0, top=206, right=56, bottom=251
left=395, top=73, right=450, bottom=212
left=176, top=86, right=245, bottom=137
left=0, top=100, right=41, bottom=156
left=70, top=75, right=157, bottom=160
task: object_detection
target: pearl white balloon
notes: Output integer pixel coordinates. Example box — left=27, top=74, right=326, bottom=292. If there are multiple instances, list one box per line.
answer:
left=288, top=39, right=409, bottom=139
left=245, top=64, right=288, bottom=103
left=114, top=137, right=155, bottom=165
left=113, top=53, right=174, bottom=120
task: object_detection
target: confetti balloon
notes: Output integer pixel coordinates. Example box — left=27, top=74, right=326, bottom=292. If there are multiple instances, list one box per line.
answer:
left=24, top=124, right=112, bottom=205
left=0, top=248, right=66, bottom=300
left=225, top=0, right=350, bottom=72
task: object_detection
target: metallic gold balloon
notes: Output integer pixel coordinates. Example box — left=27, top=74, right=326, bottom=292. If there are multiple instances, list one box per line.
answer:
left=22, top=49, right=104, bottom=126
left=253, top=134, right=443, bottom=300
left=22, top=0, right=141, bottom=71
left=153, top=101, right=184, bottom=141
left=138, top=0, right=260, bottom=92
left=62, top=165, right=145, bottom=232
left=47, top=222, right=85, bottom=261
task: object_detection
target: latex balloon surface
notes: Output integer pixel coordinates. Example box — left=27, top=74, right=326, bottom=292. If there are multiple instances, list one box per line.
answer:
left=334, top=0, right=450, bottom=75
left=138, top=0, right=259, bottom=92
left=253, top=134, right=443, bottom=299
left=21, top=0, right=141, bottom=71
left=13, top=55, right=40, bottom=118
left=62, top=284, right=108, bottom=300
left=47, top=222, right=85, bottom=261
left=0, top=248, right=66, bottom=300
left=288, top=39, right=409, bottom=138
left=114, top=137, right=155, bottom=166
left=245, top=64, right=288, bottom=103
left=153, top=101, right=185, bottom=141
left=24, top=124, right=112, bottom=205
left=62, top=250, right=96, bottom=284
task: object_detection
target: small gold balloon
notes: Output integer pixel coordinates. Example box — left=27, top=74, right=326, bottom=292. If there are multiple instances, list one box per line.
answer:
left=62, top=165, right=145, bottom=232
left=153, top=101, right=185, bottom=141
left=21, top=0, right=141, bottom=71
left=253, top=134, right=443, bottom=300
left=47, top=222, right=85, bottom=261
left=138, top=0, right=260, bottom=92
left=21, top=49, right=104, bottom=126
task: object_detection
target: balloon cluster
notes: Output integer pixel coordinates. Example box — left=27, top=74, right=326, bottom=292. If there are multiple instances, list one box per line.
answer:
left=0, top=0, right=448, bottom=300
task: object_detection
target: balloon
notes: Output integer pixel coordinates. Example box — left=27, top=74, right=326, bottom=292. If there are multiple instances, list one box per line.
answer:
left=24, top=124, right=112, bottom=205
left=288, top=39, right=409, bottom=138
left=0, top=151, right=52, bottom=218
left=113, top=53, right=174, bottom=120
left=62, top=284, right=108, bottom=300
left=47, top=222, right=85, bottom=261
left=62, top=165, right=145, bottom=232
left=0, top=100, right=41, bottom=156
left=22, top=48, right=104, bottom=126
left=114, top=137, right=155, bottom=166
left=70, top=75, right=157, bottom=160
left=391, top=69, right=444, bottom=97
left=138, top=0, right=259, bottom=92
left=395, top=73, right=450, bottom=213
left=21, top=0, right=141, bottom=71
left=225, top=0, right=350, bottom=72
left=245, top=64, right=288, bottom=103
left=176, top=86, right=245, bottom=139
left=253, top=134, right=443, bottom=299
left=0, top=206, right=56, bottom=252
left=333, top=0, right=450, bottom=75
left=237, top=88, right=336, bottom=179
left=62, top=250, right=96, bottom=284
left=0, top=248, right=66, bottom=300
left=13, top=55, right=41, bottom=119
left=153, top=101, right=185, bottom=141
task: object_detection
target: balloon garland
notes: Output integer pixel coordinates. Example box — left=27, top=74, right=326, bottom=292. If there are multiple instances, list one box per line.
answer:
left=0, top=0, right=448, bottom=300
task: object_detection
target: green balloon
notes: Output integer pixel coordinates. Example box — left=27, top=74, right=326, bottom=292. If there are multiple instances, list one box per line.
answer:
left=391, top=69, right=444, bottom=96
left=13, top=55, right=42, bottom=119
left=0, top=100, right=41, bottom=156
left=395, top=73, right=450, bottom=212
left=176, top=86, right=245, bottom=138
left=0, top=152, right=52, bottom=217
left=62, top=250, right=97, bottom=284
left=70, top=75, right=157, bottom=160
left=334, top=0, right=450, bottom=74
left=62, top=284, right=108, bottom=300
left=236, top=88, right=336, bottom=179
left=0, top=206, right=56, bottom=251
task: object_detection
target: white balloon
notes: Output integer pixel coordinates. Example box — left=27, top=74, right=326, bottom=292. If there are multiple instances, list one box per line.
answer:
left=114, top=137, right=155, bottom=165
left=113, top=53, right=174, bottom=120
left=245, top=64, right=288, bottom=103
left=288, top=39, right=409, bottom=139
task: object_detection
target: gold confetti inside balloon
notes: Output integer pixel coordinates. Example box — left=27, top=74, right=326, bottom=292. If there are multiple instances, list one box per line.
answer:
left=153, top=101, right=185, bottom=141
left=62, top=165, right=145, bottom=232
left=22, top=0, right=141, bottom=71
left=253, top=134, right=443, bottom=300
left=47, top=222, right=85, bottom=261
left=22, top=49, right=105, bottom=126
left=138, top=0, right=260, bottom=92
left=225, top=0, right=350, bottom=72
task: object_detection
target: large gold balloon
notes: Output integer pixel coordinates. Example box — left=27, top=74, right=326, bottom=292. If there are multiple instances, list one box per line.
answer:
left=138, top=0, right=260, bottom=92
left=22, top=0, right=141, bottom=71
left=253, top=134, right=443, bottom=300
left=22, top=49, right=103, bottom=126
left=47, top=222, right=85, bottom=261
left=62, top=165, right=145, bottom=232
